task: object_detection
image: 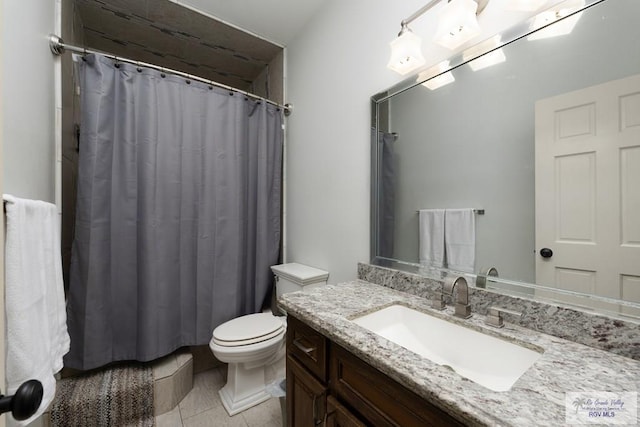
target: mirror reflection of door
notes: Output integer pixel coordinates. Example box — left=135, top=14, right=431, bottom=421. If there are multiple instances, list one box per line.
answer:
left=535, top=73, right=640, bottom=313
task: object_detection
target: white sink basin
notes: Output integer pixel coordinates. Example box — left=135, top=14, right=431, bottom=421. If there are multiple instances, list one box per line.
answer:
left=352, top=304, right=543, bottom=392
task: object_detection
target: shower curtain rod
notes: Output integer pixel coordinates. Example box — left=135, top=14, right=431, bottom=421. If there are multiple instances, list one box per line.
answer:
left=48, top=34, right=292, bottom=116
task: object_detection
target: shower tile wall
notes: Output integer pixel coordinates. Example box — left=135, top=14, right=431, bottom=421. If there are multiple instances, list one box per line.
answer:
left=61, top=0, right=85, bottom=287
left=73, top=0, right=283, bottom=96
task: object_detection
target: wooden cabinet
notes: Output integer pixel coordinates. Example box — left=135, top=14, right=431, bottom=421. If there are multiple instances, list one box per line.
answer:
left=326, top=396, right=367, bottom=427
left=287, top=315, right=327, bottom=381
left=287, top=355, right=326, bottom=427
left=286, top=315, right=465, bottom=427
left=331, top=344, right=464, bottom=427
left=286, top=316, right=328, bottom=426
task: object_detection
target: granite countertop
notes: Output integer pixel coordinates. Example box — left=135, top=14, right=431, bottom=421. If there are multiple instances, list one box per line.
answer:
left=278, top=280, right=640, bottom=426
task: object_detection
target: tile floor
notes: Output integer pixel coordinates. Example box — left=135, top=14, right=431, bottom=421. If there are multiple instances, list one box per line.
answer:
left=155, top=366, right=284, bottom=427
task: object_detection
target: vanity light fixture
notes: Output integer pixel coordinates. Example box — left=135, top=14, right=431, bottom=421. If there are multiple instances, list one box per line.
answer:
left=434, top=0, right=482, bottom=50
left=387, top=0, right=489, bottom=75
left=387, top=24, right=426, bottom=75
left=507, top=0, right=548, bottom=12
left=418, top=60, right=455, bottom=90
left=527, top=0, right=585, bottom=40
left=463, top=35, right=506, bottom=71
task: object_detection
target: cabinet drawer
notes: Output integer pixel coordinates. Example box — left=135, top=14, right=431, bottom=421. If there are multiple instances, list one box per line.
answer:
left=287, top=315, right=328, bottom=381
left=330, top=344, right=465, bottom=427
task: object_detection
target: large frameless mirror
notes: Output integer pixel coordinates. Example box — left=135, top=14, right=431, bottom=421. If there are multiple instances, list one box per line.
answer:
left=371, top=0, right=640, bottom=318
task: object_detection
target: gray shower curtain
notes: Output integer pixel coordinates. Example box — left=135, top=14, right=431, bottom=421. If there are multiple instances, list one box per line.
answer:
left=378, top=131, right=396, bottom=259
left=65, top=54, right=283, bottom=370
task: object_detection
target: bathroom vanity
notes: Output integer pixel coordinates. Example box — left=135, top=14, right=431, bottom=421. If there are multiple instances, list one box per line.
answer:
left=280, top=281, right=640, bottom=426
left=286, top=314, right=462, bottom=426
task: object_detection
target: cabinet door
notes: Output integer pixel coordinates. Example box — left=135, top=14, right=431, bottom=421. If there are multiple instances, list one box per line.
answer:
left=287, top=355, right=327, bottom=427
left=330, top=344, right=464, bottom=427
left=326, top=396, right=367, bottom=427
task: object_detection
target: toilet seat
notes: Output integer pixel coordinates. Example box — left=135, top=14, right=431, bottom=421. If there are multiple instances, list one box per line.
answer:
left=212, top=313, right=285, bottom=347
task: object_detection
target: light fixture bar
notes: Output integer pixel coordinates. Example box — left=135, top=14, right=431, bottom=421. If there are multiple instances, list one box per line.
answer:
left=388, top=0, right=490, bottom=75
left=400, top=0, right=489, bottom=28
left=400, top=0, right=443, bottom=28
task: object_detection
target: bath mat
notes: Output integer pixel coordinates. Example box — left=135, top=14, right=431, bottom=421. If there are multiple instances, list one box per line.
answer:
left=50, top=364, right=154, bottom=426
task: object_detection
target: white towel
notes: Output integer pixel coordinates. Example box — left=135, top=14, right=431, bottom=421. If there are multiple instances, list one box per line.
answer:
left=418, top=209, right=445, bottom=268
left=444, top=208, right=476, bottom=273
left=3, top=194, right=70, bottom=425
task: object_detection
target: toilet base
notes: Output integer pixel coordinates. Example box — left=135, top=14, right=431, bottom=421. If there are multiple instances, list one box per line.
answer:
left=218, top=362, right=271, bottom=416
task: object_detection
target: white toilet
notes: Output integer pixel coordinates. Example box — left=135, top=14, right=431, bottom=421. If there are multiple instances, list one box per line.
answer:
left=209, top=263, right=329, bottom=416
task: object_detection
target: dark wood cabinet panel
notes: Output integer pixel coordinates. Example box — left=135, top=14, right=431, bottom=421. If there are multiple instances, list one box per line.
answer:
left=326, top=396, right=367, bottom=427
left=330, top=344, right=464, bottom=427
left=287, top=355, right=327, bottom=427
left=287, top=315, right=328, bottom=382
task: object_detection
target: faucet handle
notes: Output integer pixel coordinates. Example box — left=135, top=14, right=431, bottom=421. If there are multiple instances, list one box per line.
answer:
left=431, top=292, right=446, bottom=310
left=455, top=303, right=472, bottom=319
left=486, top=306, right=522, bottom=328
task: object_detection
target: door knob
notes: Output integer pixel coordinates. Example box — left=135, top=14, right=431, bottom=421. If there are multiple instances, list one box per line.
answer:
left=0, top=380, right=43, bottom=421
left=540, top=248, right=553, bottom=258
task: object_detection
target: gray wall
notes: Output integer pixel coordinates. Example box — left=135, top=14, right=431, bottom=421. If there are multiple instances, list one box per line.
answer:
left=285, top=0, right=585, bottom=284
left=386, top=0, right=640, bottom=281
left=2, top=0, right=58, bottom=203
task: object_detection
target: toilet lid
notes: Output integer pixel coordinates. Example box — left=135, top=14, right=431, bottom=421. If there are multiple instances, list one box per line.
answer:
left=212, top=313, right=285, bottom=346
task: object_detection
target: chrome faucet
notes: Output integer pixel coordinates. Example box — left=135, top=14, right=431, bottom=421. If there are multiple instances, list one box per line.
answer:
left=486, top=306, right=522, bottom=328
left=442, top=276, right=472, bottom=319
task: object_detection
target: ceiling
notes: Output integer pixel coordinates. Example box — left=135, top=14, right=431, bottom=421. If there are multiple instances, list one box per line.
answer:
left=75, top=0, right=296, bottom=91
left=172, top=0, right=327, bottom=46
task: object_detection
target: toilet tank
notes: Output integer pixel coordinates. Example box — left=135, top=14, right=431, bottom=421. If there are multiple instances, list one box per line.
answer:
left=271, top=263, right=329, bottom=299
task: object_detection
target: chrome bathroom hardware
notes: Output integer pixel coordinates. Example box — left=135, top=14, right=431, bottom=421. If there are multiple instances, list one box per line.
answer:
left=485, top=306, right=522, bottom=328
left=442, top=276, right=472, bottom=319
left=415, top=208, right=484, bottom=214
left=432, top=291, right=446, bottom=310
left=476, top=266, right=498, bottom=288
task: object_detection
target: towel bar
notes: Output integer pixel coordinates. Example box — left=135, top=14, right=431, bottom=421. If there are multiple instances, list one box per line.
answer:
left=416, top=208, right=485, bottom=215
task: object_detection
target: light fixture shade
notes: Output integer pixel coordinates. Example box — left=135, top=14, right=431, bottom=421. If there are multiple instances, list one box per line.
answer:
left=422, top=72, right=455, bottom=90
left=528, top=0, right=585, bottom=40
left=507, top=0, right=548, bottom=12
left=434, top=0, right=481, bottom=50
left=387, top=30, right=426, bottom=75
left=463, top=35, right=507, bottom=71
left=418, top=61, right=455, bottom=90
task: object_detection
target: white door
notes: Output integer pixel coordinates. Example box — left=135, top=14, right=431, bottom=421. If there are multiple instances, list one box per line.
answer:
left=535, top=73, right=640, bottom=311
